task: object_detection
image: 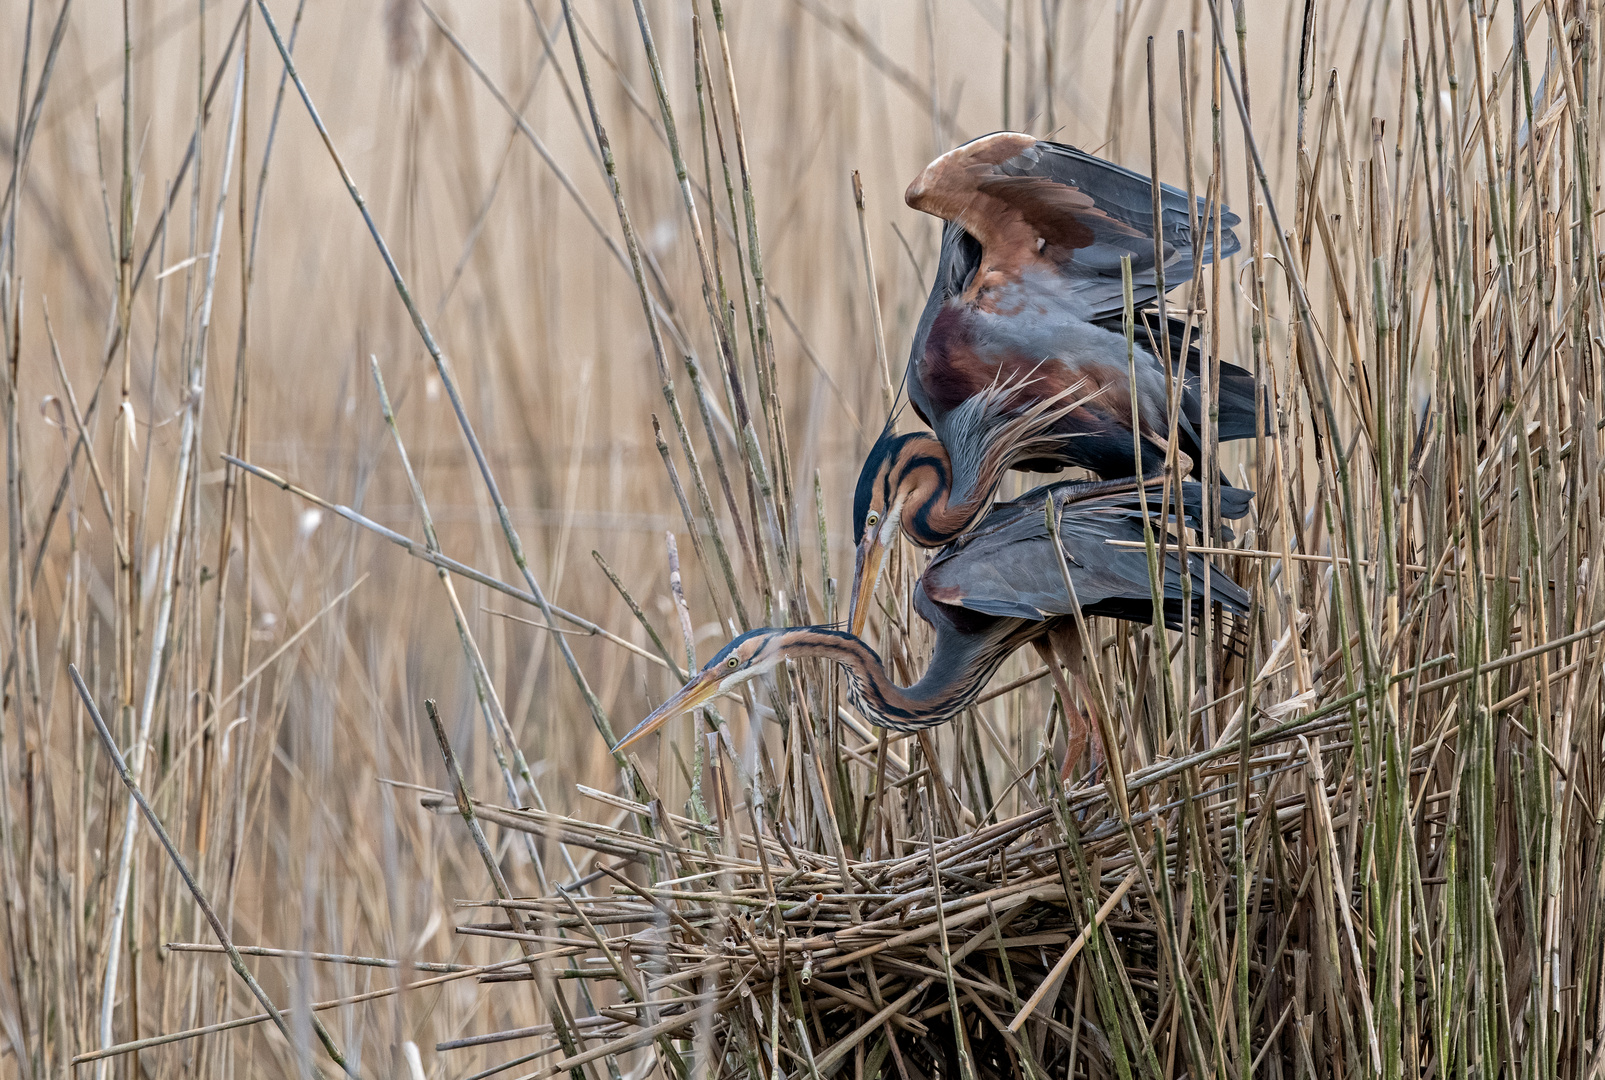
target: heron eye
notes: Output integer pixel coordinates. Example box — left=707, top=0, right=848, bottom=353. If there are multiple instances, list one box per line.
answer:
left=726, top=656, right=741, bottom=670
left=866, top=512, right=880, bottom=528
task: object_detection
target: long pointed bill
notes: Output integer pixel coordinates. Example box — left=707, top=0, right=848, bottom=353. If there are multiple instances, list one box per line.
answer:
left=612, top=669, right=723, bottom=753
left=848, top=533, right=891, bottom=638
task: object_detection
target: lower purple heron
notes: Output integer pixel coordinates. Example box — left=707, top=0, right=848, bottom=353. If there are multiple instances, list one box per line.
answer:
left=615, top=480, right=1251, bottom=770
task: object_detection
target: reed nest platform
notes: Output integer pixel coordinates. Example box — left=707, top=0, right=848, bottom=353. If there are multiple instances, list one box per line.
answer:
left=416, top=680, right=1487, bottom=1080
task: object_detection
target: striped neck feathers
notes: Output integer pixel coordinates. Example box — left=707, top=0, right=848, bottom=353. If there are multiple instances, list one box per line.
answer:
left=769, top=625, right=1019, bottom=733
left=871, top=434, right=995, bottom=548
left=857, top=410, right=1068, bottom=549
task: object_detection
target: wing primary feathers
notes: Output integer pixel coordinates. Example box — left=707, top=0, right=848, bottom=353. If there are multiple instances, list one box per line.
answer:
left=919, top=478, right=1251, bottom=625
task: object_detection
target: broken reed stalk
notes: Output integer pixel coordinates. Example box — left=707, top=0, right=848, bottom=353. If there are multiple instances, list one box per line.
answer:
left=852, top=169, right=896, bottom=415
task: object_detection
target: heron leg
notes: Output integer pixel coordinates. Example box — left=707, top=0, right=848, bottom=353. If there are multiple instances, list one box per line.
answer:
left=1034, top=637, right=1090, bottom=781
left=1070, top=669, right=1108, bottom=779
left=1046, top=623, right=1111, bottom=780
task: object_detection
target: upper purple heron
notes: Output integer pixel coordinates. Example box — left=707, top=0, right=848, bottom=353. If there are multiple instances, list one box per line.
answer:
left=850, top=133, right=1259, bottom=636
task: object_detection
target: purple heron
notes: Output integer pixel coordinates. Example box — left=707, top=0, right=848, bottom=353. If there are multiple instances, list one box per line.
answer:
left=848, top=133, right=1259, bottom=636
left=615, top=480, right=1250, bottom=769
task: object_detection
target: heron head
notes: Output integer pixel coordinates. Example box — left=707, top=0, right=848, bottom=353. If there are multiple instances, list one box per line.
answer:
left=850, top=430, right=947, bottom=636
left=611, top=629, right=790, bottom=752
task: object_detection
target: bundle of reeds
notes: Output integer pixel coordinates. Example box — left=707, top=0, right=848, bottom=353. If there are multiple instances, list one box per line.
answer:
left=418, top=713, right=1385, bottom=1079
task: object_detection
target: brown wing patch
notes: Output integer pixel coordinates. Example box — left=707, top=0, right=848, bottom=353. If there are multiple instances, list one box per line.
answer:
left=905, top=133, right=1048, bottom=292
left=921, top=338, right=1142, bottom=436
left=918, top=316, right=988, bottom=412
left=906, top=133, right=1167, bottom=303
left=904, top=132, right=1038, bottom=226
left=971, top=175, right=1099, bottom=253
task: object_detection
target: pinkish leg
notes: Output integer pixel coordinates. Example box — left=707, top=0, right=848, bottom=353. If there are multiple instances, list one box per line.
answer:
left=1071, top=669, right=1108, bottom=778
left=1047, top=623, right=1112, bottom=780
left=1034, top=638, right=1090, bottom=781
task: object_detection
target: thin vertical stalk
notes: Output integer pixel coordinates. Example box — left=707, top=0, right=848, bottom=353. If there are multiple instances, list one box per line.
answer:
left=97, top=57, right=243, bottom=1070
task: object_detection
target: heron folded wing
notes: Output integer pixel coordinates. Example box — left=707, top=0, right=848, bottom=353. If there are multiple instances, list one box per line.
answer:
left=923, top=481, right=1253, bottom=622
left=923, top=515, right=1150, bottom=620
left=972, top=173, right=1163, bottom=275
left=922, top=552, right=1050, bottom=621
left=1022, top=141, right=1241, bottom=263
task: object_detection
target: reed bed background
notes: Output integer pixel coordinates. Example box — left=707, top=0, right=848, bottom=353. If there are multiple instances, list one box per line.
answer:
left=1, top=0, right=1602, bottom=1076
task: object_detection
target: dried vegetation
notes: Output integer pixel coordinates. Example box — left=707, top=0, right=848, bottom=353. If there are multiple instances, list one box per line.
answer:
left=1, top=0, right=1603, bottom=1077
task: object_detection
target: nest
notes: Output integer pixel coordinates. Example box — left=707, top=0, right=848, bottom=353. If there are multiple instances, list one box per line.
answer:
left=423, top=710, right=1343, bottom=1080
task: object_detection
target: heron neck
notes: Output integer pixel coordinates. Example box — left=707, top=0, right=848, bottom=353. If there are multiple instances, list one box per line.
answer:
left=783, top=627, right=1009, bottom=732
left=901, top=448, right=998, bottom=548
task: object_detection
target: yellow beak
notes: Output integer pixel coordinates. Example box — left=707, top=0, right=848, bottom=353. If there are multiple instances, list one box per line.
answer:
left=848, top=531, right=892, bottom=638
left=611, top=669, right=724, bottom=753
